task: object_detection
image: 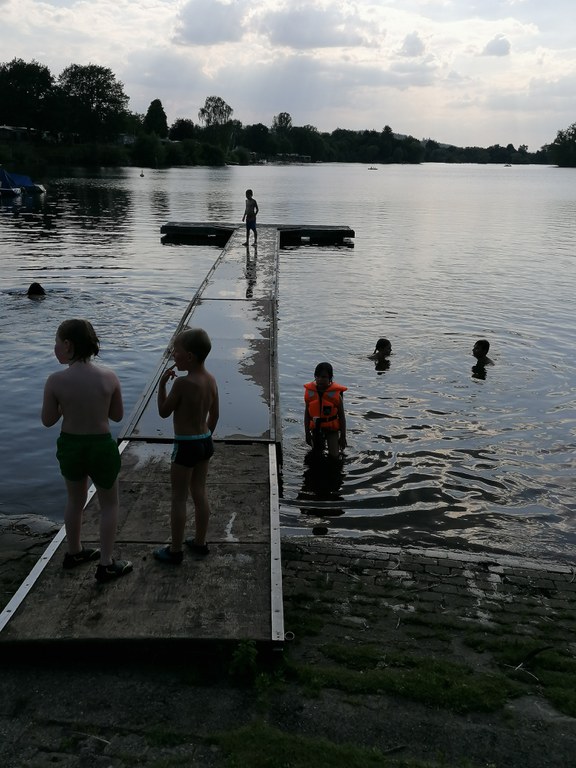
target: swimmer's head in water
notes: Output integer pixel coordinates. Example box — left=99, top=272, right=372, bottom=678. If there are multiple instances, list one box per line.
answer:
left=473, top=339, right=490, bottom=358
left=373, top=337, right=391, bottom=356
left=27, top=282, right=46, bottom=297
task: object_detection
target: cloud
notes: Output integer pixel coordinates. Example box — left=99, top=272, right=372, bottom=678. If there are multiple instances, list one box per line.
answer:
left=174, top=0, right=247, bottom=45
left=482, top=34, right=511, bottom=56
left=257, top=4, right=371, bottom=49
left=2, top=0, right=575, bottom=150
left=398, top=32, right=425, bottom=57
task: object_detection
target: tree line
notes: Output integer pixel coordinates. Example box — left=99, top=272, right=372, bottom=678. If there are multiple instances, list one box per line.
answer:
left=1, top=57, right=574, bottom=169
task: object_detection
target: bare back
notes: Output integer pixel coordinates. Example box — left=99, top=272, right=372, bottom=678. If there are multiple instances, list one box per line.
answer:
left=42, top=361, right=123, bottom=434
left=169, top=368, right=219, bottom=436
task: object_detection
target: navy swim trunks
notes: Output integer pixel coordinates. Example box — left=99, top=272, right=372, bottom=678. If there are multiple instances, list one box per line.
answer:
left=171, top=433, right=214, bottom=468
left=56, top=432, right=121, bottom=489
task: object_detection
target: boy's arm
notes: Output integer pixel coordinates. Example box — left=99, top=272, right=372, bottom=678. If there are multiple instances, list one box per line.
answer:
left=157, top=369, right=179, bottom=419
left=41, top=377, right=61, bottom=427
left=207, top=385, right=219, bottom=434
left=108, top=372, right=124, bottom=423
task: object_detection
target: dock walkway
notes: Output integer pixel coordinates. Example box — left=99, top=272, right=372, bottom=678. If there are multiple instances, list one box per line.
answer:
left=0, top=223, right=353, bottom=649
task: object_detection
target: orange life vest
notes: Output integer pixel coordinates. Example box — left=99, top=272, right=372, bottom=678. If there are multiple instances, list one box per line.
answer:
left=304, top=381, right=347, bottom=431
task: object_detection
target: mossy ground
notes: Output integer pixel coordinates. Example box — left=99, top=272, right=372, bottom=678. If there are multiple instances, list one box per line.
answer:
left=1, top=536, right=576, bottom=767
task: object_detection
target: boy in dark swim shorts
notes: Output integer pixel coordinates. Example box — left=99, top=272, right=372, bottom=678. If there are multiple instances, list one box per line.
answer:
left=42, top=319, right=132, bottom=583
left=153, top=328, right=220, bottom=565
left=57, top=433, right=121, bottom=489
left=242, top=188, right=258, bottom=246
left=171, top=433, right=214, bottom=467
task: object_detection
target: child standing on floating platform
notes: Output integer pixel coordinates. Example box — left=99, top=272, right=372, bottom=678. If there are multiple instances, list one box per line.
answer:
left=153, top=328, right=220, bottom=565
left=242, top=188, right=259, bottom=246
left=304, top=362, right=347, bottom=459
left=41, top=318, right=133, bottom=583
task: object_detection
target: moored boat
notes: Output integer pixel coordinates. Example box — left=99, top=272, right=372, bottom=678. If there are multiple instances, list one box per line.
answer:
left=9, top=171, right=46, bottom=194
left=0, top=168, right=21, bottom=196
left=0, top=167, right=46, bottom=195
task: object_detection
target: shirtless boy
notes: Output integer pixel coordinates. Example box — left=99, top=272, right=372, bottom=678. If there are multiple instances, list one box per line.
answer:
left=242, top=188, right=259, bottom=247
left=41, top=318, right=132, bottom=583
left=153, top=328, right=220, bottom=564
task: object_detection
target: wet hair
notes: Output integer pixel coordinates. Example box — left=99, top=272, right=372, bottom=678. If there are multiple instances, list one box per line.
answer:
left=176, top=328, right=212, bottom=363
left=246, top=189, right=253, bottom=196
left=314, top=361, right=334, bottom=380
left=374, top=337, right=391, bottom=353
left=474, top=339, right=490, bottom=356
left=57, top=319, right=100, bottom=362
left=27, top=282, right=45, bottom=297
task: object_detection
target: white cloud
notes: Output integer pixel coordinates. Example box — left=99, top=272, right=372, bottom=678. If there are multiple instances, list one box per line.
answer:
left=398, top=32, right=426, bottom=58
left=1, top=0, right=576, bottom=148
left=174, top=0, right=247, bottom=45
left=482, top=34, right=511, bottom=57
left=257, top=4, right=372, bottom=49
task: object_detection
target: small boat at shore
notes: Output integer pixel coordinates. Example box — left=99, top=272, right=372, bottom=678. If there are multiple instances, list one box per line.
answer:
left=0, top=167, right=46, bottom=196
left=0, top=168, right=21, bottom=196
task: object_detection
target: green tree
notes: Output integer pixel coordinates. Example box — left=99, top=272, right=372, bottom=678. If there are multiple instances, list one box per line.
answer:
left=131, top=133, right=166, bottom=167
left=240, top=123, right=271, bottom=155
left=548, top=123, right=576, bottom=167
left=0, top=58, right=54, bottom=129
left=291, top=125, right=326, bottom=161
left=143, top=99, right=168, bottom=138
left=199, top=143, right=226, bottom=165
left=198, top=96, right=235, bottom=150
left=400, top=135, right=424, bottom=164
left=123, top=111, right=144, bottom=137
left=56, top=64, right=129, bottom=141
left=169, top=118, right=196, bottom=140
left=198, top=96, right=233, bottom=127
left=272, top=112, right=292, bottom=135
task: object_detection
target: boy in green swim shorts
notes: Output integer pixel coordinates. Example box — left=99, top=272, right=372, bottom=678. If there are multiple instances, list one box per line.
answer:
left=153, top=328, right=219, bottom=565
left=42, top=318, right=133, bottom=583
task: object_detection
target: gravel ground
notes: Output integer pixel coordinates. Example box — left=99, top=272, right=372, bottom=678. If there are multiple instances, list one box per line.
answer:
left=1, top=516, right=576, bottom=768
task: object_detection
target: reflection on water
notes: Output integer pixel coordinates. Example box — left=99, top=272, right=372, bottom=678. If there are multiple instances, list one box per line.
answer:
left=296, top=451, right=346, bottom=518
left=1, top=164, right=576, bottom=562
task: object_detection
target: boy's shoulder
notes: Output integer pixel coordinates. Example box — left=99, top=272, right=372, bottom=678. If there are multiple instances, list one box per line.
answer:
left=180, top=365, right=217, bottom=384
left=45, top=367, right=65, bottom=384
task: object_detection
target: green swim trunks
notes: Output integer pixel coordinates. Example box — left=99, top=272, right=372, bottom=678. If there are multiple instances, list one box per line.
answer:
left=56, top=432, right=121, bottom=489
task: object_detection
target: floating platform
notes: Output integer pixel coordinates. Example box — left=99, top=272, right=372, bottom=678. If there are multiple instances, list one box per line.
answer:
left=0, top=442, right=282, bottom=648
left=161, top=222, right=355, bottom=247
left=0, top=221, right=354, bottom=651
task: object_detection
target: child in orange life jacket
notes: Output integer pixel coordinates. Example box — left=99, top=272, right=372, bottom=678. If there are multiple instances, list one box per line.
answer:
left=304, top=362, right=347, bottom=458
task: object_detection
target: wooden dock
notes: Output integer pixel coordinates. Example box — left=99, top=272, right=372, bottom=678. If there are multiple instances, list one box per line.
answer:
left=0, top=223, right=353, bottom=650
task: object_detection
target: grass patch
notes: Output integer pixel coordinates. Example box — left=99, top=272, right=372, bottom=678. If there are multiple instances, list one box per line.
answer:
left=144, top=728, right=188, bottom=748
left=283, top=608, right=325, bottom=638
left=463, top=633, right=576, bottom=717
left=286, top=643, right=518, bottom=714
left=217, top=721, right=450, bottom=768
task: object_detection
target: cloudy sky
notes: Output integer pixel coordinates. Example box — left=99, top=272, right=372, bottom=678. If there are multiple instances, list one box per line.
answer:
left=2, top=0, right=575, bottom=150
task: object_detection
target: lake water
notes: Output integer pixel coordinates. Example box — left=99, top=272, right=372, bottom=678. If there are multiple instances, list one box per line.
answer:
left=1, top=163, right=575, bottom=561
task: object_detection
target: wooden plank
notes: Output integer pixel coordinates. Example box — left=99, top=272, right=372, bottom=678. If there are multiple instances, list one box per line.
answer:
left=161, top=222, right=237, bottom=235
left=0, top=543, right=272, bottom=642
left=121, top=300, right=274, bottom=442
left=0, top=442, right=276, bottom=644
left=120, top=227, right=278, bottom=443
